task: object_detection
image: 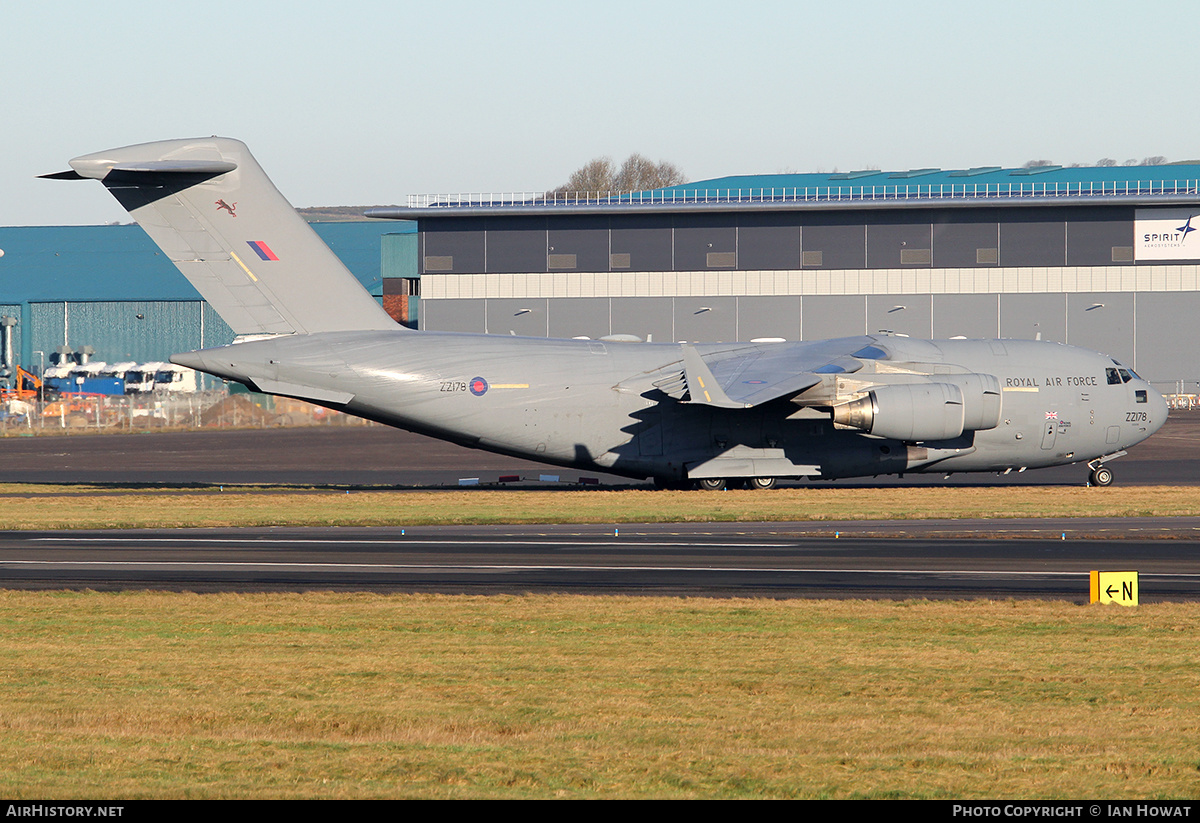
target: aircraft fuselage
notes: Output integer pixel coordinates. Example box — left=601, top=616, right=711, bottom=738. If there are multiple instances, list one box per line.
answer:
left=175, top=331, right=1166, bottom=484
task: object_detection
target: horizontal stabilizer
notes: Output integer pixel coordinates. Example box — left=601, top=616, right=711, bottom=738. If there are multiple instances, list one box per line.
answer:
left=38, top=170, right=86, bottom=180
left=64, top=159, right=239, bottom=179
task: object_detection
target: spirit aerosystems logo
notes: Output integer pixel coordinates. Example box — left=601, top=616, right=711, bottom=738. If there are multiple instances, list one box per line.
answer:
left=1135, top=208, right=1200, bottom=260
left=1177, top=214, right=1196, bottom=241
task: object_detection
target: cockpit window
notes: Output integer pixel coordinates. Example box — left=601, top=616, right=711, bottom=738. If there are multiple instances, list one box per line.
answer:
left=1135, top=390, right=1147, bottom=404
left=1111, top=359, right=1144, bottom=380
left=1118, top=368, right=1132, bottom=383
left=1106, top=368, right=1121, bottom=385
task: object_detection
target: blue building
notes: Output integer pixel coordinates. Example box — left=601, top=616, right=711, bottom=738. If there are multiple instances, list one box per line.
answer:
left=0, top=221, right=415, bottom=376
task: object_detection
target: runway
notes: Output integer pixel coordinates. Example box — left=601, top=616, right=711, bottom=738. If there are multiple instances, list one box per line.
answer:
left=0, top=414, right=1196, bottom=599
left=5, top=520, right=1200, bottom=600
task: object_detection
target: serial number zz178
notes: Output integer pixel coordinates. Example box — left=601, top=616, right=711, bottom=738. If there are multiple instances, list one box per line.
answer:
left=1126, top=411, right=1149, bottom=422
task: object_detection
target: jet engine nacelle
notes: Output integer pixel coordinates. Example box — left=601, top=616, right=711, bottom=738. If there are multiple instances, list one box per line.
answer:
left=939, top=373, right=1002, bottom=432
left=831, top=375, right=1001, bottom=442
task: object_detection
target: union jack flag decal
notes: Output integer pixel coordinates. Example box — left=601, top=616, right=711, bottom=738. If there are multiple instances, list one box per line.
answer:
left=1045, top=411, right=1058, bottom=420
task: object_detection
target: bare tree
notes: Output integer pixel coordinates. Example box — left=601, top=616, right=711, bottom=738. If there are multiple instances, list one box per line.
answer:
left=1022, top=159, right=1055, bottom=168
left=1139, top=156, right=1168, bottom=166
left=614, top=154, right=687, bottom=191
left=554, top=157, right=617, bottom=194
left=1096, top=158, right=1117, bottom=167
left=552, top=154, right=687, bottom=195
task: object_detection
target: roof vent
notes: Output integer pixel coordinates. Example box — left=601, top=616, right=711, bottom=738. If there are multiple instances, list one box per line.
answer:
left=888, top=169, right=940, bottom=179
left=1010, top=165, right=1063, bottom=176
left=828, top=170, right=885, bottom=180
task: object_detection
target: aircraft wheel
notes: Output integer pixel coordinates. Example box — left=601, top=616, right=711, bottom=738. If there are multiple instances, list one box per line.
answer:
left=696, top=478, right=727, bottom=491
left=748, top=477, right=777, bottom=490
left=1090, top=467, right=1114, bottom=487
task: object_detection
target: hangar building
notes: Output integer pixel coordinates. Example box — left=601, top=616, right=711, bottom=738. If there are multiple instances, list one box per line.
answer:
left=372, top=163, right=1200, bottom=395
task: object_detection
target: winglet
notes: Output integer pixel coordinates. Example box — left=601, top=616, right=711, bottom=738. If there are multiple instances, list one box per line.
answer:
left=681, top=344, right=748, bottom=408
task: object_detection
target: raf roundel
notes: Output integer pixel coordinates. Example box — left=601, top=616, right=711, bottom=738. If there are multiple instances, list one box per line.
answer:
left=469, top=377, right=489, bottom=396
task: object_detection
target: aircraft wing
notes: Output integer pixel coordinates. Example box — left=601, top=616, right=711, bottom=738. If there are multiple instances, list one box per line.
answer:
left=678, top=337, right=874, bottom=408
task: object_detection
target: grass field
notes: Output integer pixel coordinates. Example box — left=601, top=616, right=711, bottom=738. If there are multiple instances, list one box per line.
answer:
left=3, top=484, right=1198, bottom=798
left=1, top=592, right=1197, bottom=799
left=2, top=483, right=1200, bottom=529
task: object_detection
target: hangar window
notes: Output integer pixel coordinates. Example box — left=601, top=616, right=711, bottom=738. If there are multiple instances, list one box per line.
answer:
left=424, top=256, right=453, bottom=272
left=801, top=250, right=823, bottom=267
left=900, top=248, right=931, bottom=265
left=1112, top=246, right=1133, bottom=263
left=383, top=277, right=420, bottom=297
left=610, top=253, right=631, bottom=269
left=547, top=254, right=577, bottom=269
left=976, top=248, right=998, bottom=265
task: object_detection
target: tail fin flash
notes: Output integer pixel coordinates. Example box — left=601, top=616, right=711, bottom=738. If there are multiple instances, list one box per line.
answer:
left=52, top=137, right=397, bottom=336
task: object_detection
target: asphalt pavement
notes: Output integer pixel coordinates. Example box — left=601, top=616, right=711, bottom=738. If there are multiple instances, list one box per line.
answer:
left=0, top=412, right=1195, bottom=487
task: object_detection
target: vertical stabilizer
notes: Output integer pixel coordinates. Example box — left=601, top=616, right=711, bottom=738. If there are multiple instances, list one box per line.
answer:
left=57, top=137, right=397, bottom=336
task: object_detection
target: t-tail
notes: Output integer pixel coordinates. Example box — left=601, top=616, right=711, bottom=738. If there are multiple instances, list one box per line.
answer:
left=43, top=137, right=397, bottom=337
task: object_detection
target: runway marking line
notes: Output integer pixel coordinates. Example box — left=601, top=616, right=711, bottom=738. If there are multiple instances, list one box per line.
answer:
left=4, top=559, right=1200, bottom=578
left=31, top=537, right=794, bottom=549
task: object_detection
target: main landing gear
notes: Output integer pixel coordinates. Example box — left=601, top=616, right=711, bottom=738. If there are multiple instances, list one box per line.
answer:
left=692, top=477, right=778, bottom=491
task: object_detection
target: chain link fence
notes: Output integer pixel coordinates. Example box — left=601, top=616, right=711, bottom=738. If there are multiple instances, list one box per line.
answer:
left=0, top=390, right=378, bottom=435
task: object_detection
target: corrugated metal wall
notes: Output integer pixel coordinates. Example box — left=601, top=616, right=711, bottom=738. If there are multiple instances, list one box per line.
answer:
left=20, top=301, right=234, bottom=389
left=27, top=301, right=234, bottom=365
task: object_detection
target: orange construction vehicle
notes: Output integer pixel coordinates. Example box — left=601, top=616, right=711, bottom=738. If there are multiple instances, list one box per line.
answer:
left=1, top=366, right=45, bottom=402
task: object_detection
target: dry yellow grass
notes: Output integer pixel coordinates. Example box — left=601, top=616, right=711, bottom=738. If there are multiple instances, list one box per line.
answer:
left=1, top=484, right=1198, bottom=529
left=0, top=592, right=1197, bottom=799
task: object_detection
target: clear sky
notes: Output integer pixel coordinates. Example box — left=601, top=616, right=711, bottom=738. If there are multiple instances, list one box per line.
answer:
left=3, top=0, right=1197, bottom=226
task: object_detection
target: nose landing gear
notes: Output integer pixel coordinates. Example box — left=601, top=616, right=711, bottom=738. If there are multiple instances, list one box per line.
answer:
left=1087, top=451, right=1125, bottom=487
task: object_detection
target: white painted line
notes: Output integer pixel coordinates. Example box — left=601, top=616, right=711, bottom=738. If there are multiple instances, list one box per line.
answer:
left=5, top=559, right=1199, bottom=577
left=31, top=537, right=793, bottom=548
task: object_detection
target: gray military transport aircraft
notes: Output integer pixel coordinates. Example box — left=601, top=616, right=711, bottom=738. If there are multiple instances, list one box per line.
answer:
left=46, top=137, right=1167, bottom=488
